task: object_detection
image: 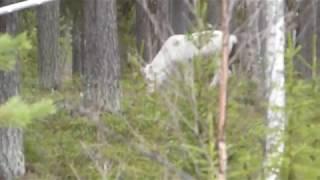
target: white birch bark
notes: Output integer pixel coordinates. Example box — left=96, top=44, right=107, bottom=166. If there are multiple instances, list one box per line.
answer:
left=0, top=0, right=56, bottom=15
left=263, top=0, right=286, bottom=179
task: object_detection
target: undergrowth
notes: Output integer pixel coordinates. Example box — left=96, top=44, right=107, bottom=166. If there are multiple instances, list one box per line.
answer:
left=20, top=19, right=320, bottom=180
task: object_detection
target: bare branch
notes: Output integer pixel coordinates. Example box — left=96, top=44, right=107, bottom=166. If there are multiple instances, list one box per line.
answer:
left=217, top=0, right=229, bottom=179
left=0, top=0, right=57, bottom=16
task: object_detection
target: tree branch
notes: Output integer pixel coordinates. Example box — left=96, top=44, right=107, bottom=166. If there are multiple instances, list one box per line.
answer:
left=217, top=0, right=229, bottom=179
left=0, top=0, right=57, bottom=16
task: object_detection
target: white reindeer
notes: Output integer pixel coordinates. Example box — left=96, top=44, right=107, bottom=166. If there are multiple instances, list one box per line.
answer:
left=142, top=30, right=238, bottom=93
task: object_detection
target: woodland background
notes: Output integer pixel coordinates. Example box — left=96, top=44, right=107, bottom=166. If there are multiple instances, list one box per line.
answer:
left=0, top=0, right=319, bottom=180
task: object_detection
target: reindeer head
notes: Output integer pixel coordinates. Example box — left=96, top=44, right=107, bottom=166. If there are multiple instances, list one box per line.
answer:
left=141, top=64, right=156, bottom=93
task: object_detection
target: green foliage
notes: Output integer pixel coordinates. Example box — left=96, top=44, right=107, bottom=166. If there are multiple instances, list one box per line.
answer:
left=280, top=34, right=320, bottom=180
left=21, top=36, right=320, bottom=180
left=17, top=2, right=320, bottom=180
left=25, top=113, right=98, bottom=179
left=0, top=33, right=32, bottom=71
left=0, top=96, right=55, bottom=128
left=0, top=30, right=54, bottom=129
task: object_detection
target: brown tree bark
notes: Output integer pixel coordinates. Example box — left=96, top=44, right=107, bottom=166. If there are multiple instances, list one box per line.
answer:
left=36, top=0, right=61, bottom=90
left=0, top=0, right=25, bottom=179
left=83, top=0, right=121, bottom=113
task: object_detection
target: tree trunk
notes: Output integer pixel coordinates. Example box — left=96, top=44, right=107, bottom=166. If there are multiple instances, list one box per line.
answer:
left=72, top=8, right=84, bottom=78
left=262, top=0, right=286, bottom=179
left=136, top=0, right=171, bottom=63
left=136, top=0, right=153, bottom=62
left=83, top=0, right=121, bottom=113
left=36, top=0, right=60, bottom=89
left=296, top=2, right=320, bottom=78
left=154, top=0, right=171, bottom=47
left=208, top=0, right=221, bottom=28
left=170, top=0, right=194, bottom=34
left=244, top=0, right=265, bottom=96
left=0, top=0, right=25, bottom=179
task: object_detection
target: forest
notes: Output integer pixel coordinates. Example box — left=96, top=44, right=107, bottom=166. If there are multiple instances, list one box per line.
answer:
left=0, top=0, right=319, bottom=180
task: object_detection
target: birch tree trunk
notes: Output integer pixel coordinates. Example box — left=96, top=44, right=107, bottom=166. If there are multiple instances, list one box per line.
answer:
left=0, top=0, right=25, bottom=179
left=263, top=0, right=286, bottom=179
left=83, top=0, right=121, bottom=113
left=36, top=0, right=61, bottom=89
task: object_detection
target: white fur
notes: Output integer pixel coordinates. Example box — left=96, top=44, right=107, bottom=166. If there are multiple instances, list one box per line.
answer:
left=142, top=30, right=238, bottom=93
